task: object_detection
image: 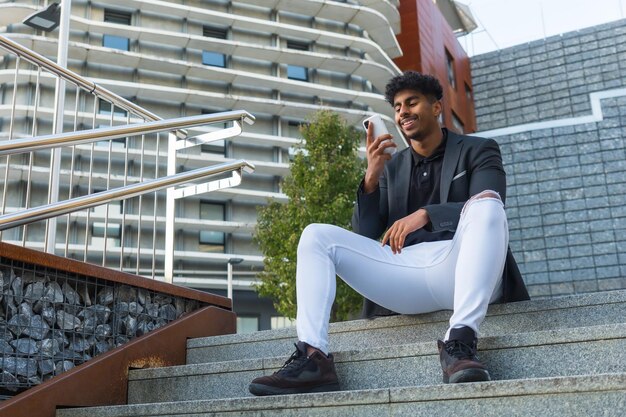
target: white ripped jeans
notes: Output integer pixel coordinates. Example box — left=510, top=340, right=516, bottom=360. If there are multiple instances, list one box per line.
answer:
left=295, top=192, right=508, bottom=355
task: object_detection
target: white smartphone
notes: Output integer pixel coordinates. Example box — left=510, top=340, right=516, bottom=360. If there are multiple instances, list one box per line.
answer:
left=363, top=114, right=396, bottom=155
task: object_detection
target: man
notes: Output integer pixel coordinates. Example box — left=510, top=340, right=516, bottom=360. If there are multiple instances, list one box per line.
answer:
left=249, top=71, right=529, bottom=396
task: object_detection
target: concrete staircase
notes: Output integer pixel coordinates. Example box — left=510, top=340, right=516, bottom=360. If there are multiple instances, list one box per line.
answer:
left=57, top=290, right=626, bottom=416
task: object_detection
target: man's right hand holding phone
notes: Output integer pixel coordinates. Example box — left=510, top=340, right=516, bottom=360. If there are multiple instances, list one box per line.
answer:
left=363, top=118, right=396, bottom=194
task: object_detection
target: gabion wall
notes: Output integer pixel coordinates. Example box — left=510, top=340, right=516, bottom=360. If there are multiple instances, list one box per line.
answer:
left=0, top=256, right=201, bottom=399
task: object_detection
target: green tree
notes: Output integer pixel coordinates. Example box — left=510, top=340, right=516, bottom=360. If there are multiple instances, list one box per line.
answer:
left=254, top=110, right=365, bottom=322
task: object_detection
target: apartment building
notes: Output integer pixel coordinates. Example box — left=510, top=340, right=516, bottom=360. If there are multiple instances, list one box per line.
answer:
left=0, top=0, right=405, bottom=330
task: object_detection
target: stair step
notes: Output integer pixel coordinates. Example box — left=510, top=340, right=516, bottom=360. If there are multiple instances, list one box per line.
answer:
left=126, top=323, right=626, bottom=403
left=187, top=290, right=626, bottom=364
left=56, top=373, right=626, bottom=417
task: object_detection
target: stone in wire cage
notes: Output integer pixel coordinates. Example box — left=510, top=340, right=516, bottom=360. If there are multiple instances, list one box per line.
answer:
left=0, top=257, right=201, bottom=398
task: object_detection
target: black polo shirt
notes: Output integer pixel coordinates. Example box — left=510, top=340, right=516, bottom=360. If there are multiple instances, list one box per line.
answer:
left=405, top=129, right=455, bottom=246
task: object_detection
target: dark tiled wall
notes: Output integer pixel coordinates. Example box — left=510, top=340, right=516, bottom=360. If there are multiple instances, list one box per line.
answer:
left=472, top=20, right=626, bottom=131
left=471, top=19, right=626, bottom=298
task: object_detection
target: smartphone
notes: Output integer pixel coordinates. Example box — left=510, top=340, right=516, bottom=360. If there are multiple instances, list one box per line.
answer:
left=363, top=114, right=396, bottom=155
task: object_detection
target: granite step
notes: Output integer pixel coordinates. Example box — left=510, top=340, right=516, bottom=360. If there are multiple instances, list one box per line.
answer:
left=56, top=373, right=626, bottom=417
left=126, top=322, right=626, bottom=403
left=187, top=289, right=626, bottom=364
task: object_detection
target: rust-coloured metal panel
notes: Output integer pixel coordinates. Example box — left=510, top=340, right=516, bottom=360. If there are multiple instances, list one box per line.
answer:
left=0, top=305, right=236, bottom=417
left=0, top=241, right=231, bottom=309
left=395, top=0, right=477, bottom=133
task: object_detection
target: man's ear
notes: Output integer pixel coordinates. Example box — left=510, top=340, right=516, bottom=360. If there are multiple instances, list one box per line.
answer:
left=431, top=100, right=443, bottom=118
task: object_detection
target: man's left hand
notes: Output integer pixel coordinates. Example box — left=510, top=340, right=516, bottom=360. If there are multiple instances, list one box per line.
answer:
left=381, top=209, right=430, bottom=254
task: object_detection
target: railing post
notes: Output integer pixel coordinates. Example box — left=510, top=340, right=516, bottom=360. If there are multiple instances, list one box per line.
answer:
left=46, top=0, right=73, bottom=254
left=164, top=132, right=177, bottom=283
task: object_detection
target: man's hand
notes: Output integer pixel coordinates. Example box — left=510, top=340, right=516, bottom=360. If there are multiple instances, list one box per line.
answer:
left=363, top=121, right=396, bottom=193
left=381, top=209, right=430, bottom=254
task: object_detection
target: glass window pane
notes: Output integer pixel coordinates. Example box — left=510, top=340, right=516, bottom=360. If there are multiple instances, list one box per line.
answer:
left=200, top=202, right=224, bottom=220
left=103, top=34, right=129, bottom=51
left=271, top=316, right=296, bottom=329
left=92, top=222, right=121, bottom=238
left=445, top=49, right=456, bottom=89
left=92, top=201, right=122, bottom=215
left=202, top=51, right=225, bottom=67
left=287, top=65, right=308, bottom=81
left=99, top=100, right=128, bottom=117
left=199, top=230, right=224, bottom=245
left=203, top=26, right=227, bottom=39
left=237, top=316, right=259, bottom=334
left=201, top=139, right=225, bottom=155
left=451, top=111, right=464, bottom=133
left=287, top=40, right=309, bottom=51
left=199, top=202, right=225, bottom=251
left=104, top=9, right=131, bottom=25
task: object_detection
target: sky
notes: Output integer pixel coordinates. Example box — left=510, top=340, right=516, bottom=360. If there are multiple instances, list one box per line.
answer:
left=458, top=0, right=626, bottom=56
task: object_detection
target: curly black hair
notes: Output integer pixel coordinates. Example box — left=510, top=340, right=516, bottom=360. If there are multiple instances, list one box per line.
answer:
left=384, top=71, right=443, bottom=105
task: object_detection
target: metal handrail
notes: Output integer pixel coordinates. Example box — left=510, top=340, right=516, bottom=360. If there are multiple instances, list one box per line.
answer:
left=0, top=110, right=255, bottom=156
left=0, top=159, right=255, bottom=231
left=0, top=34, right=161, bottom=122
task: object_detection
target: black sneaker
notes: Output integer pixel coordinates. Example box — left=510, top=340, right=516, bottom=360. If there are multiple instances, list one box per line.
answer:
left=437, top=326, right=490, bottom=384
left=249, top=341, right=340, bottom=396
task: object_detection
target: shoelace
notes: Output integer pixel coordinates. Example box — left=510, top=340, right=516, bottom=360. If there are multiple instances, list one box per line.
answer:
left=276, top=344, right=309, bottom=375
left=444, top=340, right=477, bottom=360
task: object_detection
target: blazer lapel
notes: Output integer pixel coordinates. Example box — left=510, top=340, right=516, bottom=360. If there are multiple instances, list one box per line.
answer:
left=394, top=149, right=412, bottom=217
left=440, top=131, right=464, bottom=203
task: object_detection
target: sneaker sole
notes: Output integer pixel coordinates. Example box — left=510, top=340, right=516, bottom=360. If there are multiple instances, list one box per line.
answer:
left=249, top=382, right=340, bottom=396
left=445, top=368, right=491, bottom=384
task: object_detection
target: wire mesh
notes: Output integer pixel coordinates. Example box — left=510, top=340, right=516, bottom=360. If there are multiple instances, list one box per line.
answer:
left=0, top=255, right=202, bottom=399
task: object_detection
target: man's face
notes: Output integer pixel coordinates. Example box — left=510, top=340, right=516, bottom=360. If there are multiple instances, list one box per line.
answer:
left=393, top=89, right=442, bottom=142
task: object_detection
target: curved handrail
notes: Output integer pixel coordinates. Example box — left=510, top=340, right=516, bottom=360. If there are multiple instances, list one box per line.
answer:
left=0, top=159, right=255, bottom=231
left=0, top=110, right=255, bottom=156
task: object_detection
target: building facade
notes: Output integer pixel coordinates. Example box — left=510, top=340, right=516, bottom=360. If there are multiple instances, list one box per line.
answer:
left=471, top=19, right=626, bottom=297
left=395, top=0, right=476, bottom=133
left=0, top=0, right=405, bottom=331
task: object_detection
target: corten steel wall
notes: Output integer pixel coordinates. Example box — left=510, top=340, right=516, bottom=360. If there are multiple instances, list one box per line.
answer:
left=395, top=0, right=476, bottom=133
left=471, top=19, right=626, bottom=298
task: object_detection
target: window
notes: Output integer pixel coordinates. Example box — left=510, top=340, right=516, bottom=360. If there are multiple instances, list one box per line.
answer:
left=465, top=83, right=473, bottom=102
left=98, top=100, right=128, bottom=117
left=103, top=35, right=129, bottom=51
left=202, top=51, right=225, bottom=67
left=92, top=222, right=122, bottom=238
left=104, top=9, right=131, bottom=25
left=103, top=9, right=131, bottom=51
left=287, top=120, right=303, bottom=137
left=445, top=49, right=456, bottom=90
left=202, top=25, right=227, bottom=68
left=200, top=109, right=227, bottom=154
left=236, top=316, right=259, bottom=334
left=98, top=100, right=127, bottom=147
left=287, top=65, right=308, bottom=81
left=465, top=83, right=475, bottom=115
left=199, top=201, right=225, bottom=252
left=271, top=316, right=296, bottom=330
left=451, top=111, right=464, bottom=133
left=286, top=40, right=309, bottom=81
left=200, top=138, right=225, bottom=154
left=91, top=200, right=122, bottom=248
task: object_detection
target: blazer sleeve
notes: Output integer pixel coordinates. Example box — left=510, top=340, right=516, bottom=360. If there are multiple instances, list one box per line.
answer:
left=351, top=171, right=389, bottom=240
left=423, top=138, right=507, bottom=233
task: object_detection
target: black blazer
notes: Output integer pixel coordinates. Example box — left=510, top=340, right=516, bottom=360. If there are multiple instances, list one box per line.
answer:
left=352, top=129, right=530, bottom=318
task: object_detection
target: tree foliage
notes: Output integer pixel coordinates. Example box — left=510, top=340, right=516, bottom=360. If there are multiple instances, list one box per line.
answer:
left=254, top=110, right=365, bottom=322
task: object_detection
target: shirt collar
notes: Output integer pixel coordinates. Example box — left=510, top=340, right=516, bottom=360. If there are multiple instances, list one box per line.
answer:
left=410, top=128, right=448, bottom=167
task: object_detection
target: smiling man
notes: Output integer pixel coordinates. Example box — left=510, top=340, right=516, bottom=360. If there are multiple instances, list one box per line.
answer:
left=249, top=71, right=530, bottom=397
